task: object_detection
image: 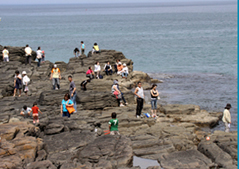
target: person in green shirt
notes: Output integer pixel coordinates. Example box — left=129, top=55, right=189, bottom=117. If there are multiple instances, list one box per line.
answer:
left=108, top=112, right=120, bottom=135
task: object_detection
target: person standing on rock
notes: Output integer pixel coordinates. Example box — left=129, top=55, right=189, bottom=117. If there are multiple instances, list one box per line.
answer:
left=22, top=71, right=30, bottom=96
left=222, top=103, right=232, bottom=132
left=2, top=46, right=9, bottom=62
left=80, top=41, right=85, bottom=55
left=41, top=50, right=45, bottom=63
left=13, top=70, right=22, bottom=97
left=150, top=84, right=159, bottom=118
left=109, top=112, right=120, bottom=135
left=36, top=47, right=42, bottom=67
left=61, top=93, right=74, bottom=118
left=50, top=64, right=61, bottom=90
left=68, top=75, right=77, bottom=113
left=134, top=82, right=144, bottom=118
left=25, top=44, right=32, bottom=66
left=29, top=102, right=43, bottom=124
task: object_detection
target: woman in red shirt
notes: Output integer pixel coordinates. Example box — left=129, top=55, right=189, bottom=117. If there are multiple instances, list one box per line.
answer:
left=86, top=66, right=94, bottom=79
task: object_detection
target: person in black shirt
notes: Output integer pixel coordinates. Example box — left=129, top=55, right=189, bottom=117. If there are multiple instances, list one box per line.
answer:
left=81, top=79, right=91, bottom=91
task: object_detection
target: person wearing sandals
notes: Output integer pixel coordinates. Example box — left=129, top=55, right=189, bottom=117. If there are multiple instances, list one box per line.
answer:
left=61, top=93, right=74, bottom=118
left=13, top=70, right=22, bottom=97
left=150, top=84, right=159, bottom=118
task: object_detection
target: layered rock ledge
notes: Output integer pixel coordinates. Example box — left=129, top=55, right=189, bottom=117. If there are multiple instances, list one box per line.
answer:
left=0, top=45, right=237, bottom=169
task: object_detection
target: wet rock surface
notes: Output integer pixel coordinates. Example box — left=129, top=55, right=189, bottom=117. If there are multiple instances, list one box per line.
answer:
left=0, top=46, right=237, bottom=169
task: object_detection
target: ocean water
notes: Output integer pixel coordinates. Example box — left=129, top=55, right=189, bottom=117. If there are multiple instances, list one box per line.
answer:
left=0, top=1, right=237, bottom=131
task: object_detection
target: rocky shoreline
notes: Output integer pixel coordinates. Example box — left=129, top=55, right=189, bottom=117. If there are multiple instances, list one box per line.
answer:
left=0, top=45, right=237, bottom=169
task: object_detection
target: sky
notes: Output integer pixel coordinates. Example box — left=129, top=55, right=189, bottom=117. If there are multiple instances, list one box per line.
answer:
left=0, top=0, right=234, bottom=5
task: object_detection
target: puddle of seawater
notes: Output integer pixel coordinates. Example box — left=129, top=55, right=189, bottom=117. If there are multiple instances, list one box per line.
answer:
left=133, top=156, right=163, bottom=169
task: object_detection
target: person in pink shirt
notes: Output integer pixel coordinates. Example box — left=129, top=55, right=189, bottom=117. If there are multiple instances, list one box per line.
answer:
left=86, top=66, right=94, bottom=79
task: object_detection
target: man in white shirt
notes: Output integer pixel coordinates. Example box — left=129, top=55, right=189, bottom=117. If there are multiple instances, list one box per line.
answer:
left=25, top=44, right=32, bottom=65
left=2, top=46, right=9, bottom=62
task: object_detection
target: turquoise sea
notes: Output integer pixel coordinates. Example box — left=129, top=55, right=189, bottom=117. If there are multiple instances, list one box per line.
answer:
left=0, top=1, right=237, bottom=131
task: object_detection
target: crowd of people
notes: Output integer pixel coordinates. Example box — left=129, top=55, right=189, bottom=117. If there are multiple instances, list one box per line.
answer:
left=4, top=43, right=231, bottom=133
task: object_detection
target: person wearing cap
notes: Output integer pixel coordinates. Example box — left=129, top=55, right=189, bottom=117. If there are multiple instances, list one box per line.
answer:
left=121, top=63, right=129, bottom=79
left=117, top=62, right=123, bottom=75
left=22, top=71, right=30, bottom=96
left=50, top=64, right=61, bottom=90
left=111, top=80, right=125, bottom=107
left=222, top=103, right=232, bottom=132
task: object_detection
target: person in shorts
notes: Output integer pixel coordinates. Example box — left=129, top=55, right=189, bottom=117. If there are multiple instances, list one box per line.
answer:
left=20, top=105, right=32, bottom=118
left=2, top=46, right=9, bottom=62
left=13, top=70, right=22, bottom=97
left=29, top=102, right=42, bottom=124
left=109, top=112, right=120, bottom=135
left=80, top=41, right=85, bottom=55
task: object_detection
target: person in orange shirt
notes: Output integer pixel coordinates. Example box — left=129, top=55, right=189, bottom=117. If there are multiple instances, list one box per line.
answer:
left=50, top=64, right=61, bottom=90
left=28, top=102, right=42, bottom=124
left=117, top=62, right=123, bottom=75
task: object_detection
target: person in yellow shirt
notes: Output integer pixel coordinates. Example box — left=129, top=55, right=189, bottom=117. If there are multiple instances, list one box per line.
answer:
left=222, top=103, right=231, bottom=132
left=50, top=64, right=61, bottom=90
left=92, top=42, right=100, bottom=54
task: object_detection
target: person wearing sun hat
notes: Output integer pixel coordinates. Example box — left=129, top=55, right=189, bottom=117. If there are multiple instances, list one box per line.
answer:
left=222, top=103, right=232, bottom=132
left=50, top=64, right=61, bottom=90
left=22, top=71, right=30, bottom=96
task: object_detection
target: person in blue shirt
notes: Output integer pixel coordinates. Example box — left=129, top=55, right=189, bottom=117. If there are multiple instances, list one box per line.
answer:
left=81, top=41, right=85, bottom=55
left=61, top=93, right=74, bottom=118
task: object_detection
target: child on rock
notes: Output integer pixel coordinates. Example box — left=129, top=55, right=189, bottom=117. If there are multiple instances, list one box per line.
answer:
left=109, top=112, right=120, bottom=135
left=29, top=102, right=42, bottom=124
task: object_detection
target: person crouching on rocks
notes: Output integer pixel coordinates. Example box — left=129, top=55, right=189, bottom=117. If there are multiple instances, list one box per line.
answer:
left=109, top=112, right=120, bottom=135
left=29, top=102, right=42, bottom=124
left=61, top=93, right=74, bottom=118
left=50, top=64, right=61, bottom=90
left=86, top=67, right=94, bottom=80
left=22, top=71, right=30, bottom=96
left=222, top=103, right=232, bottom=132
left=81, top=79, right=90, bottom=91
left=20, top=105, right=32, bottom=118
left=112, top=80, right=125, bottom=107
left=13, top=70, right=22, bottom=97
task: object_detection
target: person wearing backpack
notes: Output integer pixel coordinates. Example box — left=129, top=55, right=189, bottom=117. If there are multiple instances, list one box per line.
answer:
left=22, top=71, right=30, bottom=96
